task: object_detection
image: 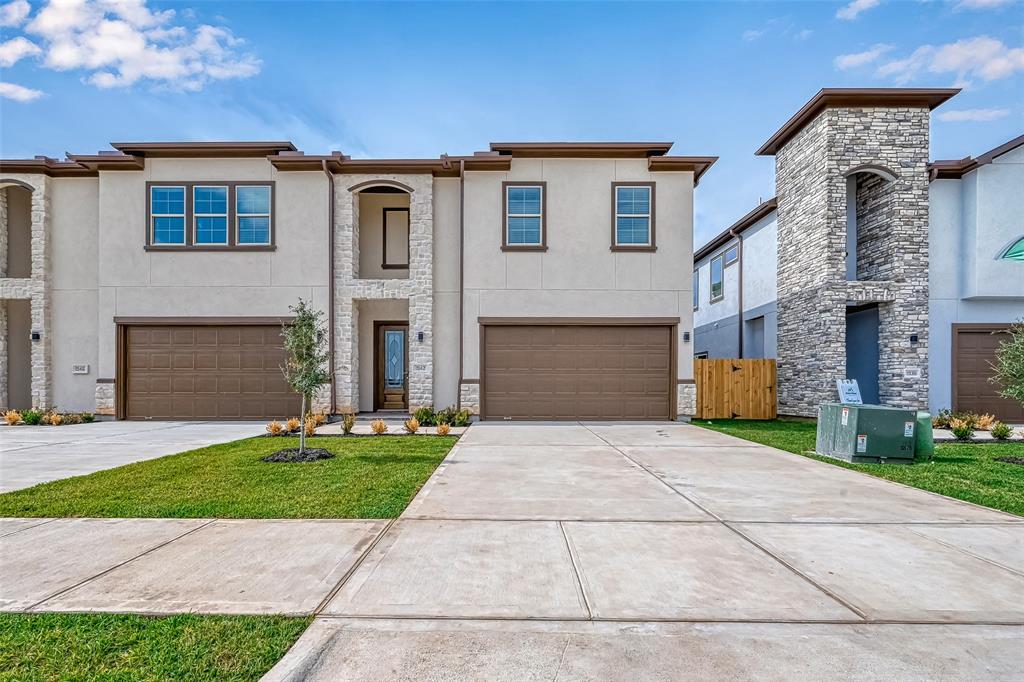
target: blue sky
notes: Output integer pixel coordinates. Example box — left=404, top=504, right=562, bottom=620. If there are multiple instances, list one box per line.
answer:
left=1, top=0, right=1021, bottom=246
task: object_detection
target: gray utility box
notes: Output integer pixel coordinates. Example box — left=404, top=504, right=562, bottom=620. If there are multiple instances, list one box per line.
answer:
left=816, top=403, right=917, bottom=464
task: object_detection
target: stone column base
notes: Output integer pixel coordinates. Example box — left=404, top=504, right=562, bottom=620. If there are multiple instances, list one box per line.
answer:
left=459, top=383, right=480, bottom=415
left=677, top=383, right=696, bottom=418
left=94, top=382, right=114, bottom=416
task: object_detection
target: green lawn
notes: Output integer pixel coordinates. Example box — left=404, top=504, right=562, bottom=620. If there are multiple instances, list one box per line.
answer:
left=696, top=419, right=1024, bottom=517
left=0, top=436, right=456, bottom=519
left=0, top=613, right=309, bottom=682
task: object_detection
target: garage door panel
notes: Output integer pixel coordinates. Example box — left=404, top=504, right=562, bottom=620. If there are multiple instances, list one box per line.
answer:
left=483, top=324, right=673, bottom=421
left=126, top=324, right=302, bottom=420
left=955, top=328, right=1023, bottom=421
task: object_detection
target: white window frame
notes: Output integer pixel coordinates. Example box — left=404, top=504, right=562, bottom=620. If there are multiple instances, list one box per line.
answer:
left=724, top=244, right=739, bottom=266
left=193, top=185, right=229, bottom=245
left=614, top=185, right=652, bottom=247
left=710, top=253, right=725, bottom=303
left=505, top=184, right=544, bottom=246
left=236, top=185, right=273, bottom=246
left=693, top=269, right=700, bottom=310
left=150, top=185, right=186, bottom=245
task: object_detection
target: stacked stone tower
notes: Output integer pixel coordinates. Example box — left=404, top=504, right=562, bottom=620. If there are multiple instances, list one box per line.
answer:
left=757, top=89, right=957, bottom=416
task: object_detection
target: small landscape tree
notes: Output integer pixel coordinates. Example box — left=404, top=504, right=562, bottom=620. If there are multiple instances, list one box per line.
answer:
left=991, top=319, right=1024, bottom=408
left=281, top=300, right=330, bottom=454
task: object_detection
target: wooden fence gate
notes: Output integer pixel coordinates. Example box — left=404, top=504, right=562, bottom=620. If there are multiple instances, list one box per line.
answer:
left=694, top=359, right=777, bottom=420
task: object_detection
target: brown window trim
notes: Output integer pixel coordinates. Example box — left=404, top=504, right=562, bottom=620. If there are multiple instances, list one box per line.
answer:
left=381, top=206, right=410, bottom=269
left=145, top=181, right=276, bottom=251
left=610, top=181, right=656, bottom=252
left=501, top=181, right=548, bottom=252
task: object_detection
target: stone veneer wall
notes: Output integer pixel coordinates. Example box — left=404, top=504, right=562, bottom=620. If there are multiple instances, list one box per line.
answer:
left=0, top=177, right=51, bottom=410
left=334, top=174, right=433, bottom=414
left=677, top=383, right=696, bottom=418
left=775, top=107, right=930, bottom=416
left=459, top=383, right=480, bottom=415
left=854, top=172, right=895, bottom=281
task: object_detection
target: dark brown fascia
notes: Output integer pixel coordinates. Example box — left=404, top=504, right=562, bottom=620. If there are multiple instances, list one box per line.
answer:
left=0, top=157, right=97, bottom=177
left=756, top=88, right=961, bottom=156
left=268, top=152, right=511, bottom=176
left=111, top=141, right=297, bottom=158
left=65, top=154, right=145, bottom=171
left=489, top=141, right=675, bottom=158
left=694, top=197, right=777, bottom=262
left=647, top=156, right=719, bottom=185
left=929, top=134, right=1024, bottom=180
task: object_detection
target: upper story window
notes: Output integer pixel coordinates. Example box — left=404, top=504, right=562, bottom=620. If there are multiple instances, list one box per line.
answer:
left=194, top=186, right=228, bottom=245
left=724, top=244, right=739, bottom=266
left=146, top=182, right=274, bottom=251
left=236, top=185, right=272, bottom=245
left=693, top=270, right=700, bottom=310
left=150, top=186, right=186, bottom=245
left=611, top=182, right=655, bottom=251
left=1001, top=237, right=1024, bottom=261
left=502, top=182, right=546, bottom=251
left=710, top=253, right=724, bottom=302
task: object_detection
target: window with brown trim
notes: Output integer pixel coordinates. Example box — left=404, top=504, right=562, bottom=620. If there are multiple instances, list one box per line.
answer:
left=501, top=181, right=547, bottom=251
left=611, top=182, right=656, bottom=251
left=382, top=207, right=410, bottom=268
left=145, top=181, right=275, bottom=251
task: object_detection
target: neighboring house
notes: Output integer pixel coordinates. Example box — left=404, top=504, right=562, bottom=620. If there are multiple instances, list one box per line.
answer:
left=693, top=87, right=1023, bottom=421
left=0, top=142, right=715, bottom=421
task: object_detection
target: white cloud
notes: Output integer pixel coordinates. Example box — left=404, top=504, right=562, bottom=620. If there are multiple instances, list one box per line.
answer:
left=937, top=107, right=1011, bottom=121
left=875, top=36, right=1024, bottom=84
left=9, top=0, right=260, bottom=91
left=796, top=29, right=814, bottom=40
left=0, top=36, right=40, bottom=66
left=0, top=81, right=45, bottom=101
left=742, top=29, right=766, bottom=41
left=837, top=0, right=881, bottom=20
left=954, top=0, right=1016, bottom=8
left=0, top=0, right=30, bottom=27
left=834, top=43, right=893, bottom=70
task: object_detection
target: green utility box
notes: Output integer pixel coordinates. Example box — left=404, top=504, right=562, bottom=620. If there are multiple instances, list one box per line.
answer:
left=816, top=403, right=917, bottom=464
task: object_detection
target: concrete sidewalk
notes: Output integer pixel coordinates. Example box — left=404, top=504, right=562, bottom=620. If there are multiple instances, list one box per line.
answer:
left=0, top=421, right=263, bottom=492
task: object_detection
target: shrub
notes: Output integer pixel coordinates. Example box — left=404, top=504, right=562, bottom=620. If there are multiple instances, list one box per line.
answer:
left=403, top=417, right=420, bottom=434
left=992, top=318, right=1024, bottom=405
left=990, top=422, right=1012, bottom=440
left=949, top=417, right=974, bottom=442
left=80, top=412, right=95, bottom=423
left=932, top=409, right=953, bottom=429
left=413, top=406, right=436, bottom=426
left=286, top=417, right=301, bottom=433
left=370, top=419, right=388, bottom=435
left=304, top=417, right=317, bottom=437
left=46, top=411, right=63, bottom=426
left=63, top=412, right=83, bottom=425
left=3, top=410, right=20, bottom=426
left=21, top=409, right=43, bottom=426
left=312, top=412, right=328, bottom=426
left=974, top=413, right=996, bottom=431
left=452, top=409, right=472, bottom=427
left=266, top=420, right=284, bottom=436
left=436, top=423, right=451, bottom=436
left=341, top=413, right=356, bottom=435
left=434, top=406, right=454, bottom=426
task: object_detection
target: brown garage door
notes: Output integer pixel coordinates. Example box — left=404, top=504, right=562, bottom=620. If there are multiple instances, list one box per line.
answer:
left=954, top=325, right=1024, bottom=422
left=481, top=323, right=674, bottom=420
left=124, top=324, right=302, bottom=420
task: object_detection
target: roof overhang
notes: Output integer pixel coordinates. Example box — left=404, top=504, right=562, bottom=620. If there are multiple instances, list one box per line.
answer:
left=647, top=156, right=718, bottom=185
left=929, top=134, right=1024, bottom=180
left=489, top=141, right=675, bottom=158
left=756, top=88, right=960, bottom=156
left=694, top=198, right=778, bottom=262
left=267, top=153, right=512, bottom=176
left=111, top=141, right=297, bottom=158
left=0, top=157, right=98, bottom=177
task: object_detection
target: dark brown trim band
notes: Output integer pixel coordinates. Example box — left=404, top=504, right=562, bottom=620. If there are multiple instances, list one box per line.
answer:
left=478, top=317, right=680, bottom=326
left=610, top=181, right=656, bottom=252
left=501, top=181, right=548, bottom=252
left=144, top=181, right=276, bottom=251
left=348, top=179, right=415, bottom=194
left=647, top=156, right=718, bottom=185
left=490, top=142, right=674, bottom=158
left=114, top=316, right=294, bottom=326
left=930, top=134, right=1024, bottom=180
left=112, top=141, right=296, bottom=158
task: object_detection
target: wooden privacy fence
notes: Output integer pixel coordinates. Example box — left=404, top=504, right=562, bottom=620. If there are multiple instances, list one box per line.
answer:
left=694, top=359, right=777, bottom=420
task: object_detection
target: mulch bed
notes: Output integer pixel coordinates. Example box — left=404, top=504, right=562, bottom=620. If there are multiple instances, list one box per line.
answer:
left=261, top=448, right=335, bottom=463
left=995, top=456, right=1024, bottom=466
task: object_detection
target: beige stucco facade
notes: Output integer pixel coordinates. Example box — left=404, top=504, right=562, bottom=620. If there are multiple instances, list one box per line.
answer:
left=1, top=142, right=705, bottom=419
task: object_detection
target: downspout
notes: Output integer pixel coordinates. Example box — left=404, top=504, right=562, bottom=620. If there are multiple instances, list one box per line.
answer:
left=322, top=160, right=337, bottom=414
left=456, top=158, right=466, bottom=409
left=730, top=228, right=744, bottom=359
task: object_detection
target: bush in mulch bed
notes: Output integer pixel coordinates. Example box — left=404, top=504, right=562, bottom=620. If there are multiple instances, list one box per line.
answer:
left=995, top=456, right=1024, bottom=466
left=261, top=448, right=334, bottom=463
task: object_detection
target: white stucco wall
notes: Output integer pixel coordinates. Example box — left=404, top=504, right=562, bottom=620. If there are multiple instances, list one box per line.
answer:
left=431, top=177, right=461, bottom=410
left=461, top=158, right=695, bottom=382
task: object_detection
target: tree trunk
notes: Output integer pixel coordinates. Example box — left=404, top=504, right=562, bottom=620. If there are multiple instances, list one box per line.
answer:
left=299, top=393, right=307, bottom=454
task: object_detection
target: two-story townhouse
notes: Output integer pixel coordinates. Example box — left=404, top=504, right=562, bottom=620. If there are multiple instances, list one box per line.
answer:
left=692, top=87, right=1023, bottom=421
left=0, top=142, right=715, bottom=421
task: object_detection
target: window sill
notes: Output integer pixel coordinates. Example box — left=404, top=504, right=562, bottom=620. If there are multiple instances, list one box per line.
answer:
left=610, top=245, right=657, bottom=252
left=710, top=296, right=724, bottom=304
left=381, top=263, right=410, bottom=269
left=501, top=245, right=548, bottom=252
left=144, top=245, right=276, bottom=252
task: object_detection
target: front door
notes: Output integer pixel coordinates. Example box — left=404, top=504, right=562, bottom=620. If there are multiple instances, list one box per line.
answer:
left=375, top=323, right=408, bottom=410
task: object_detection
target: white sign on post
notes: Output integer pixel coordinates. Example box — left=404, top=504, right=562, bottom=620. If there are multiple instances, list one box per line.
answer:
left=836, top=379, right=863, bottom=405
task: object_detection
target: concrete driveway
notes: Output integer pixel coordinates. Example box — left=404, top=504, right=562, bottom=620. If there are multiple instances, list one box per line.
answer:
left=268, top=422, right=1024, bottom=681
left=0, top=421, right=263, bottom=492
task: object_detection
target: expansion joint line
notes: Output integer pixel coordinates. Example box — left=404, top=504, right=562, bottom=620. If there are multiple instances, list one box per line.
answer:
left=313, top=518, right=397, bottom=616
